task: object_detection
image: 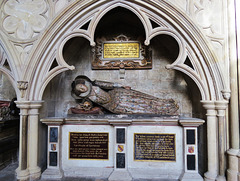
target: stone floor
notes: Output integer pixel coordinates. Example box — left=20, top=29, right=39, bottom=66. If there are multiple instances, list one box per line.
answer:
left=0, top=161, right=18, bottom=181
left=0, top=162, right=177, bottom=181
left=0, top=162, right=108, bottom=181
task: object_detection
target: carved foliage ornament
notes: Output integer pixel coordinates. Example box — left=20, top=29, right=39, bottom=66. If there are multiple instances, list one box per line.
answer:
left=2, top=0, right=48, bottom=40
left=17, top=81, right=28, bottom=98
left=92, top=35, right=152, bottom=70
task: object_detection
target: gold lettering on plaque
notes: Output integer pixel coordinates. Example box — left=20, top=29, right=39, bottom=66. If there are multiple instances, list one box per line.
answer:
left=134, top=133, right=176, bottom=162
left=69, top=132, right=109, bottom=160
left=103, top=43, right=140, bottom=59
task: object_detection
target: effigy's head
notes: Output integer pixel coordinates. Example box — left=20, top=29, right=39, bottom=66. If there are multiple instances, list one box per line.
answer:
left=75, top=81, right=88, bottom=93
left=72, top=75, right=92, bottom=99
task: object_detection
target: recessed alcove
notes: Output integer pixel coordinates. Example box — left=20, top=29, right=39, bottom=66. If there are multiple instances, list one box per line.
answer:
left=94, top=7, right=145, bottom=41
left=41, top=15, right=205, bottom=119
left=40, top=6, right=206, bottom=181
left=42, top=34, right=196, bottom=118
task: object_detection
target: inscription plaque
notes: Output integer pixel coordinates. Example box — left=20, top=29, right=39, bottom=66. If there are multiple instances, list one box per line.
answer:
left=117, top=153, right=125, bottom=168
left=134, top=133, right=176, bottom=161
left=69, top=132, right=109, bottom=160
left=49, top=152, right=57, bottom=166
left=92, top=35, right=152, bottom=70
left=103, top=42, right=140, bottom=59
left=116, top=128, right=125, bottom=144
left=50, top=127, right=58, bottom=142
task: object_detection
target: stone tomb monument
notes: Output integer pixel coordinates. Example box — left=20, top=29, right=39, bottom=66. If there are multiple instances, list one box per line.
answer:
left=41, top=115, right=204, bottom=180
left=41, top=33, right=204, bottom=180
left=41, top=75, right=204, bottom=180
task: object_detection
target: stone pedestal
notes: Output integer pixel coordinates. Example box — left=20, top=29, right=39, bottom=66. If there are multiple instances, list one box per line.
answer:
left=179, top=118, right=204, bottom=181
left=41, top=116, right=204, bottom=180
left=108, top=120, right=132, bottom=181
left=108, top=170, right=132, bottom=181
left=227, top=149, right=239, bottom=181
left=41, top=118, right=64, bottom=180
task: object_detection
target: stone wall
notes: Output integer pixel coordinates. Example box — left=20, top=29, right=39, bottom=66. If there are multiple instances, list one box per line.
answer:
left=0, top=74, right=16, bottom=101
left=42, top=35, right=196, bottom=118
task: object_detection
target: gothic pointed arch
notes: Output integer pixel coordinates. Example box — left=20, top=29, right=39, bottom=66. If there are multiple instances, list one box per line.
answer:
left=25, top=0, right=226, bottom=102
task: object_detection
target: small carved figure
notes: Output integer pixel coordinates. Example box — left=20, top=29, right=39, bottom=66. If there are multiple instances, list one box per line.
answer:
left=70, top=75, right=179, bottom=115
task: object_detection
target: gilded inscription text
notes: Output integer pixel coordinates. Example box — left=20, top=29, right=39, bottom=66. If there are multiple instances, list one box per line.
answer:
left=134, top=133, right=176, bottom=161
left=69, top=132, right=108, bottom=160
left=103, top=42, right=139, bottom=59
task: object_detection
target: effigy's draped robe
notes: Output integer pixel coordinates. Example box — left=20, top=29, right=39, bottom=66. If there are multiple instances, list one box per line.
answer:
left=89, top=87, right=179, bottom=115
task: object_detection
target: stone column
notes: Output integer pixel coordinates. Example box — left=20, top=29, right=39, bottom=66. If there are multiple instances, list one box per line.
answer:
left=215, top=101, right=228, bottom=181
left=15, top=101, right=30, bottom=181
left=201, top=101, right=218, bottom=181
left=28, top=101, right=43, bottom=180
left=227, top=0, right=240, bottom=180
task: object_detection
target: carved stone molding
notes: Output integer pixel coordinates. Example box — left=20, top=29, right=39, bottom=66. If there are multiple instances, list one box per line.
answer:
left=2, top=0, right=49, bottom=40
left=53, top=0, right=74, bottom=16
left=187, top=0, right=227, bottom=78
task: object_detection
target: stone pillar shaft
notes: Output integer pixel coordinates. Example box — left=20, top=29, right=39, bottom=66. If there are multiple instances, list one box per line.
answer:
left=17, top=112, right=29, bottom=180
left=28, top=110, right=40, bottom=176
left=20, top=114, right=28, bottom=170
left=28, top=101, right=43, bottom=180
left=228, top=0, right=240, bottom=151
left=227, top=0, right=240, bottom=180
left=215, top=101, right=228, bottom=181
left=15, top=102, right=30, bottom=180
left=201, top=101, right=218, bottom=181
left=15, top=101, right=43, bottom=181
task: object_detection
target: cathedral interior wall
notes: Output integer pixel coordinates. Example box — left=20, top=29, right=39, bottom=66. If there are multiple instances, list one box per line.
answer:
left=0, top=73, right=16, bottom=101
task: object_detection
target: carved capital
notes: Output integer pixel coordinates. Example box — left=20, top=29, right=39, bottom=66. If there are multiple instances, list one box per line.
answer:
left=201, top=100, right=215, bottom=110
left=17, top=81, right=28, bottom=98
left=221, top=90, right=231, bottom=100
left=201, top=100, right=216, bottom=116
left=215, top=100, right=229, bottom=110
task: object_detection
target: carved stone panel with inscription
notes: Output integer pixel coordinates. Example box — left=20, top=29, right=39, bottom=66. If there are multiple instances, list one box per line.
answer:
left=92, top=35, right=152, bottom=70
left=69, top=132, right=109, bottom=160
left=134, top=133, right=176, bottom=161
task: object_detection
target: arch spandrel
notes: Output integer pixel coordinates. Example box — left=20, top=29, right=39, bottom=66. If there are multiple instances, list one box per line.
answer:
left=0, top=39, right=21, bottom=99
left=25, top=0, right=226, bottom=102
